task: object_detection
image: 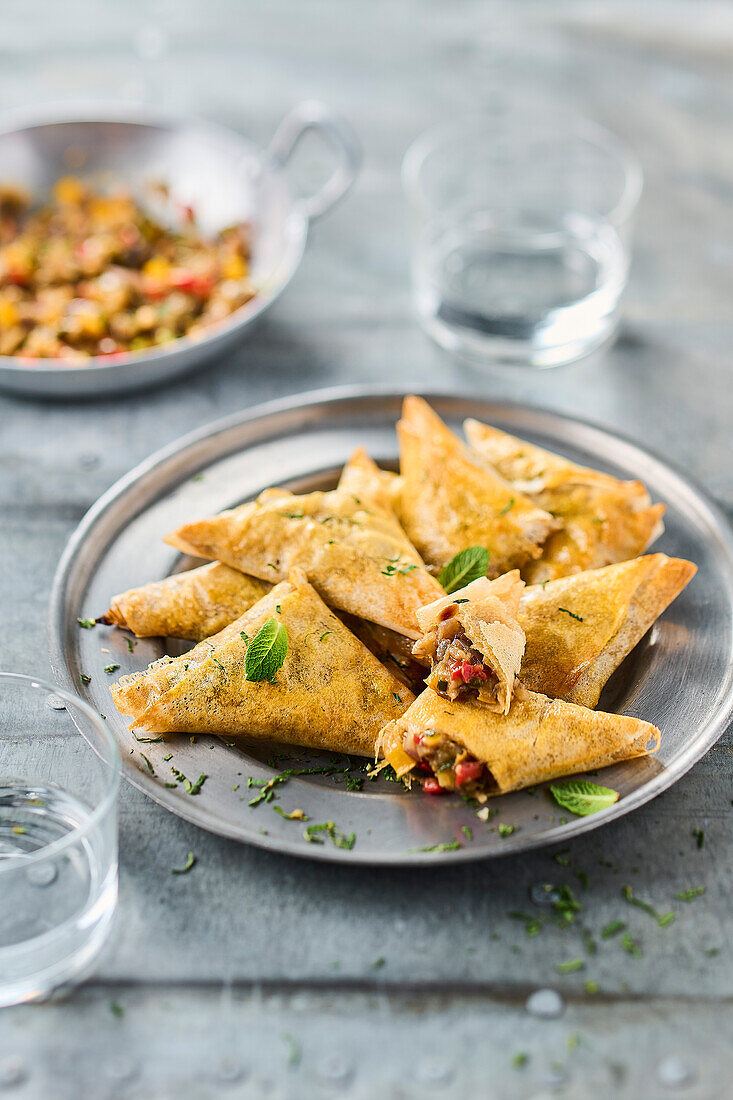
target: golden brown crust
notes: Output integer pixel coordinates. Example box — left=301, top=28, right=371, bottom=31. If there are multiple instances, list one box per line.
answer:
left=378, top=687, right=660, bottom=794
left=397, top=398, right=556, bottom=577
left=103, top=562, right=271, bottom=640
left=518, top=554, right=696, bottom=706
left=165, top=484, right=443, bottom=639
left=465, top=418, right=665, bottom=582
left=337, top=448, right=403, bottom=519
left=111, top=571, right=414, bottom=755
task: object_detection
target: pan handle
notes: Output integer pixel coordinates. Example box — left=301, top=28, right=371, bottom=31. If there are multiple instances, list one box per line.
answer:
left=266, top=101, right=361, bottom=223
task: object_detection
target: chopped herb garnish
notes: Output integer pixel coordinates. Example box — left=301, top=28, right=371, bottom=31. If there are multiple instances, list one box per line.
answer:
left=273, top=806, right=309, bottom=821
left=186, top=773, right=207, bottom=796
left=553, top=884, right=581, bottom=926
left=133, top=732, right=165, bottom=743
left=511, top=1052, right=528, bottom=1069
left=461, top=825, right=473, bottom=841
left=80, top=673, right=91, bottom=684
left=621, top=931, right=642, bottom=957
left=275, top=605, right=281, bottom=614
left=319, top=631, right=334, bottom=642
left=601, top=919, right=626, bottom=939
left=279, top=510, right=305, bottom=519
left=103, top=663, right=120, bottom=674
left=566, top=1032, right=580, bottom=1052
left=584, top=979, right=599, bottom=994
left=498, top=823, right=515, bottom=838
left=109, top=1000, right=124, bottom=1018
left=381, top=557, right=418, bottom=576
left=372, top=956, right=386, bottom=970
left=163, top=753, right=172, bottom=761
left=77, top=617, right=96, bottom=629
left=555, top=958, right=585, bottom=973
left=245, top=618, right=288, bottom=682
left=409, top=839, right=461, bottom=853
left=126, top=637, right=137, bottom=652
left=171, top=852, right=196, bottom=875
left=438, top=546, right=490, bottom=594
left=282, top=1031, right=301, bottom=1067
left=248, top=762, right=350, bottom=806
left=550, top=779, right=619, bottom=816
left=693, top=828, right=705, bottom=848
left=498, top=498, right=515, bottom=516
left=676, top=886, right=705, bottom=901
left=392, top=692, right=402, bottom=704
left=304, top=820, right=355, bottom=849
left=621, top=885, right=675, bottom=927
left=140, top=753, right=154, bottom=774
left=558, top=607, right=584, bottom=622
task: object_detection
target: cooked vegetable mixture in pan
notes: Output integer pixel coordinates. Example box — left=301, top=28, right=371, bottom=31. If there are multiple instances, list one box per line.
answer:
left=0, top=178, right=255, bottom=360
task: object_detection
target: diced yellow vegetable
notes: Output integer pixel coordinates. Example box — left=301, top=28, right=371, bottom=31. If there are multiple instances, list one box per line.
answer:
left=222, top=253, right=247, bottom=280
left=53, top=177, right=85, bottom=205
left=386, top=745, right=416, bottom=778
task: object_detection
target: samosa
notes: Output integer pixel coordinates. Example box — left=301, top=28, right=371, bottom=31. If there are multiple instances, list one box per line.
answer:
left=100, top=562, right=271, bottom=640
left=165, top=483, right=444, bottom=639
left=378, top=687, right=660, bottom=797
left=111, top=571, right=414, bottom=756
left=398, top=396, right=556, bottom=577
left=465, top=418, right=666, bottom=583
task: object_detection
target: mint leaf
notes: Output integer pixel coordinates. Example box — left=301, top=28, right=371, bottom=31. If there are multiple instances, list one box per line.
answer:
left=245, top=618, right=288, bottom=682
left=550, top=780, right=619, bottom=816
left=438, top=546, right=490, bottom=594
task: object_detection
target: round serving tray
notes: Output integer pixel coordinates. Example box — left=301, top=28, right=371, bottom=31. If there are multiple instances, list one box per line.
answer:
left=48, top=387, right=733, bottom=864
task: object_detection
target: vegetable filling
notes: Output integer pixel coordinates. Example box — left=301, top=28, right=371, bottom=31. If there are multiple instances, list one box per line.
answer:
left=397, top=728, right=495, bottom=797
left=413, top=604, right=497, bottom=702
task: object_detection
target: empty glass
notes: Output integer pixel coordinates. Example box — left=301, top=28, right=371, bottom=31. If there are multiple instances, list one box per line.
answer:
left=403, top=112, right=642, bottom=368
left=0, top=673, right=119, bottom=1006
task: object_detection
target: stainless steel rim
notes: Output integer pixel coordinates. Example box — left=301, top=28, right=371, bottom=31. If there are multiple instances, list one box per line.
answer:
left=48, top=385, right=733, bottom=864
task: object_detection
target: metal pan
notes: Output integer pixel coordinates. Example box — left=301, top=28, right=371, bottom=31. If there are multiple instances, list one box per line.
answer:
left=48, top=387, right=733, bottom=865
left=0, top=101, right=360, bottom=398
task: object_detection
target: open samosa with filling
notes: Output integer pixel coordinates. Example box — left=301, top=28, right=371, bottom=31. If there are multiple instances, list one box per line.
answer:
left=111, top=571, right=414, bottom=755
left=337, top=447, right=402, bottom=518
left=413, top=570, right=525, bottom=713
left=378, top=688, right=660, bottom=798
left=398, top=396, right=556, bottom=577
left=518, top=553, right=696, bottom=707
left=465, top=417, right=666, bottom=583
left=165, top=483, right=443, bottom=639
left=99, top=562, right=271, bottom=640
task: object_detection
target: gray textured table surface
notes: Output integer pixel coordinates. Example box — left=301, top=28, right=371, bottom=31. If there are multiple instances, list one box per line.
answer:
left=1, top=2, right=732, bottom=1098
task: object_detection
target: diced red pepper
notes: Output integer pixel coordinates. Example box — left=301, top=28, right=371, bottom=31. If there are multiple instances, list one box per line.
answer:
left=422, top=777, right=445, bottom=795
left=451, top=660, right=490, bottom=684
left=454, top=760, right=484, bottom=787
left=169, top=269, right=214, bottom=296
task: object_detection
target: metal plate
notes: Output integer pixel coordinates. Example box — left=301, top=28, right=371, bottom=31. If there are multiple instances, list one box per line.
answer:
left=48, top=387, right=733, bottom=864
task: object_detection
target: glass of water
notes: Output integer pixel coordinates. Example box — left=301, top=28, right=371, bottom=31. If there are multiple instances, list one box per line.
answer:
left=0, top=672, right=119, bottom=1006
left=403, top=112, right=642, bottom=368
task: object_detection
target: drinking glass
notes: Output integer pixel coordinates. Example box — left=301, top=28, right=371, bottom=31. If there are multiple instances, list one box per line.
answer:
left=402, top=112, right=642, bottom=368
left=0, top=672, right=119, bottom=1006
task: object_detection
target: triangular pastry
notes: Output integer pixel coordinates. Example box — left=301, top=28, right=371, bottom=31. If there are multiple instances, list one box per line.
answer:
left=378, top=687, right=660, bottom=796
left=398, top=396, right=556, bottom=577
left=111, top=571, right=414, bottom=755
left=164, top=483, right=444, bottom=639
left=465, top=418, right=666, bottom=583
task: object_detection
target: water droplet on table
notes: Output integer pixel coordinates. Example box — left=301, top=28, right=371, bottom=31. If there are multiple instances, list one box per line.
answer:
left=0, top=1058, right=26, bottom=1089
left=316, top=1055, right=353, bottom=1085
left=215, top=1057, right=246, bottom=1084
left=525, top=988, right=565, bottom=1019
left=530, top=883, right=559, bottom=907
left=45, top=694, right=65, bottom=711
left=657, top=1056, right=696, bottom=1087
left=105, top=1058, right=139, bottom=1083
left=416, top=1058, right=455, bottom=1086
